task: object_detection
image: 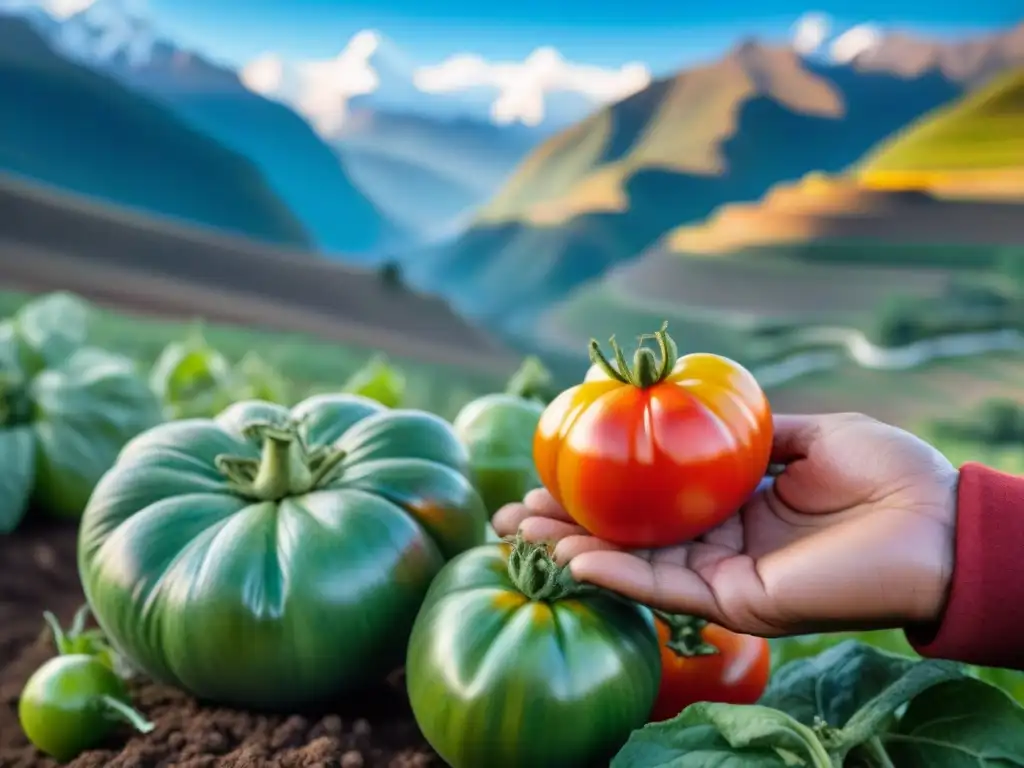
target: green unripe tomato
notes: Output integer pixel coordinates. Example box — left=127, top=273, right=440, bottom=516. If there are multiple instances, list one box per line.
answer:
left=19, top=654, right=153, bottom=763
left=78, top=395, right=486, bottom=710
left=406, top=539, right=662, bottom=767
left=453, top=393, right=544, bottom=514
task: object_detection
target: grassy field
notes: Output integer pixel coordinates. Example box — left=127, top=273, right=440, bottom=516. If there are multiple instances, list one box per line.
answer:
left=0, top=290, right=504, bottom=420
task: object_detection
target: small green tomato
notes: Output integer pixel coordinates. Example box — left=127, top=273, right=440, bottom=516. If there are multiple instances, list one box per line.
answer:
left=19, top=654, right=153, bottom=763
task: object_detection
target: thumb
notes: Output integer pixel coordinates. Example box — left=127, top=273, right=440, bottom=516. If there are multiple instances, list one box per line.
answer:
left=770, top=413, right=823, bottom=464
left=771, top=413, right=866, bottom=514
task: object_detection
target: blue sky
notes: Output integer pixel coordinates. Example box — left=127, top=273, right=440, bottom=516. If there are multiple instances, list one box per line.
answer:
left=147, top=0, right=1021, bottom=73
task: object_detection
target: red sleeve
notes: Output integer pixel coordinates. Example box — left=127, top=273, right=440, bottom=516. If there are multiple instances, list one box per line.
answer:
left=906, top=463, right=1024, bottom=670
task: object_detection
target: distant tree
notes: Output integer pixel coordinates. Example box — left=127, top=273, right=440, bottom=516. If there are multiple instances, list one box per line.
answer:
left=975, top=398, right=1024, bottom=446
left=378, top=260, right=403, bottom=290
left=870, top=296, right=926, bottom=348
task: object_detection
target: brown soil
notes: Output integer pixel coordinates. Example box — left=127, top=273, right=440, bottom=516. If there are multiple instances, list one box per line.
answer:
left=0, top=519, right=441, bottom=768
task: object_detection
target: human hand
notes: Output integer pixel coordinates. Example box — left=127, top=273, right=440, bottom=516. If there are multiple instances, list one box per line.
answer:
left=493, top=413, right=959, bottom=637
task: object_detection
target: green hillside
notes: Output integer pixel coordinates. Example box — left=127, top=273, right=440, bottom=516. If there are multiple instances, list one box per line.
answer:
left=0, top=17, right=309, bottom=247
left=857, top=69, right=1024, bottom=172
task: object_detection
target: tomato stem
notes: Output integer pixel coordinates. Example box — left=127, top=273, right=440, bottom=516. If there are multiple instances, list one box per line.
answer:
left=506, top=536, right=591, bottom=602
left=652, top=610, right=720, bottom=657
left=99, top=695, right=155, bottom=734
left=588, top=323, right=678, bottom=389
left=215, top=420, right=346, bottom=501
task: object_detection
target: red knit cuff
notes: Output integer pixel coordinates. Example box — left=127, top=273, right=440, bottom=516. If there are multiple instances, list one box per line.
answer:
left=906, top=463, right=1024, bottom=669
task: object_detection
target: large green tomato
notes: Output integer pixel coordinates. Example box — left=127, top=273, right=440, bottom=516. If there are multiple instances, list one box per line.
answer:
left=453, top=394, right=544, bottom=514
left=406, top=539, right=661, bottom=767
left=78, top=394, right=487, bottom=710
left=0, top=293, right=162, bottom=532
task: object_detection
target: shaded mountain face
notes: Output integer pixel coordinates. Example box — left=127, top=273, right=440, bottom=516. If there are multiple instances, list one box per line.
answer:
left=0, top=16, right=309, bottom=248
left=147, top=86, right=393, bottom=259
left=404, top=42, right=974, bottom=333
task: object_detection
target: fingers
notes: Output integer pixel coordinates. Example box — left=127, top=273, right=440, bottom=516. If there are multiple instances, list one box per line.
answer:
left=491, top=488, right=572, bottom=536
left=519, top=517, right=588, bottom=543
left=568, top=550, right=725, bottom=623
left=552, top=534, right=621, bottom=565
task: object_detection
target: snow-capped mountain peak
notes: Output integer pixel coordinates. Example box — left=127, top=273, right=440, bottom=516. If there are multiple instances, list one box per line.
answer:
left=56, top=0, right=155, bottom=66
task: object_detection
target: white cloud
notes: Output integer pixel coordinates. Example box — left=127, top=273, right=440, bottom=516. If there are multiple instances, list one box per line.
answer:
left=241, top=30, right=381, bottom=135
left=829, top=23, right=883, bottom=64
left=46, top=0, right=97, bottom=17
left=791, top=12, right=831, bottom=55
left=0, top=0, right=92, bottom=17
left=413, top=46, right=650, bottom=126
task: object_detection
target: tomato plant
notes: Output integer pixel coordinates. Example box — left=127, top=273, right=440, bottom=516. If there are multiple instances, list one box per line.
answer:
left=0, top=293, right=163, bottom=532
left=650, top=612, right=770, bottom=722
left=341, top=354, right=405, bottom=407
left=150, top=329, right=235, bottom=419
left=78, top=394, right=487, bottom=709
left=534, top=323, right=773, bottom=548
left=406, top=537, right=662, bottom=768
left=613, top=641, right=1024, bottom=767
left=453, top=357, right=552, bottom=514
left=150, top=332, right=290, bottom=419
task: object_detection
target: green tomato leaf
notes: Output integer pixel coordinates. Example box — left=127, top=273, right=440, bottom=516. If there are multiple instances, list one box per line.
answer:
left=611, top=703, right=832, bottom=768
left=770, top=631, right=916, bottom=672
left=837, top=654, right=968, bottom=748
left=0, top=426, right=35, bottom=532
left=760, top=640, right=963, bottom=734
left=13, top=292, right=90, bottom=370
left=341, top=355, right=405, bottom=408
left=883, top=678, right=1024, bottom=766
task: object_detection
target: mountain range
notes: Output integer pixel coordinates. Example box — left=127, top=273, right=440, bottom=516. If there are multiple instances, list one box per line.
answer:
left=400, top=24, right=1024, bottom=337
left=2, top=0, right=551, bottom=252
left=0, top=1, right=1020, bottom=333
left=540, top=64, right=1024, bottom=368
left=0, top=14, right=310, bottom=247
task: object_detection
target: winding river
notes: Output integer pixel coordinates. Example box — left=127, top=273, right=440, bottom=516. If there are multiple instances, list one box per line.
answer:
left=753, top=327, right=1024, bottom=389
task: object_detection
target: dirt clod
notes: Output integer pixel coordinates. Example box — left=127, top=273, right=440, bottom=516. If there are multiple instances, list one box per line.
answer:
left=0, top=518, right=442, bottom=768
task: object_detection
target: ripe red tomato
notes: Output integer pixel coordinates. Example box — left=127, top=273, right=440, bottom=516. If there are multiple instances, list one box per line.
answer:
left=650, top=615, right=770, bottom=722
left=534, top=324, right=772, bottom=548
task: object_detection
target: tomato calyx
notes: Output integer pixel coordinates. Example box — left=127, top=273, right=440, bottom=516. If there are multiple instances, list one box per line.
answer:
left=652, top=610, right=720, bottom=657
left=589, top=322, right=680, bottom=389
left=44, top=605, right=113, bottom=659
left=216, top=420, right=347, bottom=501
left=506, top=535, right=592, bottom=602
